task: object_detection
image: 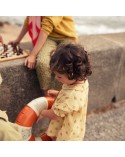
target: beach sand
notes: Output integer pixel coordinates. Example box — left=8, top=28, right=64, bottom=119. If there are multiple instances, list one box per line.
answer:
left=0, top=23, right=30, bottom=44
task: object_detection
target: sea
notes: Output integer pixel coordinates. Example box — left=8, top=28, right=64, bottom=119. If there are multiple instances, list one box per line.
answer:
left=0, top=16, right=125, bottom=35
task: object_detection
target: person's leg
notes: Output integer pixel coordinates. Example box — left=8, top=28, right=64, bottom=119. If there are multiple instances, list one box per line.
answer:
left=36, top=39, right=57, bottom=96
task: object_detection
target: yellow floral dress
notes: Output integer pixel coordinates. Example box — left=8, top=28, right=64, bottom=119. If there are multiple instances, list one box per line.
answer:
left=46, top=80, right=89, bottom=141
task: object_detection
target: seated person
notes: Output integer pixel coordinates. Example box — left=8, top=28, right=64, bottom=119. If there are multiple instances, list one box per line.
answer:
left=0, top=110, right=22, bottom=141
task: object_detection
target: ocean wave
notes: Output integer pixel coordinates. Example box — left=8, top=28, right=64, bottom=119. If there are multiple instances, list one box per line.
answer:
left=75, top=24, right=125, bottom=35
left=0, top=16, right=125, bottom=35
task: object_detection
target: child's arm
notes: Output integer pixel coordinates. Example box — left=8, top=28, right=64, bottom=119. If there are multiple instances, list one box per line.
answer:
left=36, top=109, right=59, bottom=123
left=47, top=89, right=59, bottom=98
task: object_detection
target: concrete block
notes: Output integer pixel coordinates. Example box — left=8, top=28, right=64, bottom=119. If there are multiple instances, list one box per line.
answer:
left=79, top=34, right=125, bottom=111
left=0, top=59, right=42, bottom=122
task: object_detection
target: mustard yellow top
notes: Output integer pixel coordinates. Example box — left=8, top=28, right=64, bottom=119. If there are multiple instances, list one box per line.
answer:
left=24, top=16, right=78, bottom=42
left=46, top=80, right=89, bottom=141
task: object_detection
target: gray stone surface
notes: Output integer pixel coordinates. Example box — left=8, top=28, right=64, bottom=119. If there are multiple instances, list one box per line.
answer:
left=84, top=101, right=125, bottom=141
left=0, top=59, right=42, bottom=122
left=94, top=33, right=125, bottom=103
left=79, top=33, right=125, bottom=111
left=31, top=100, right=125, bottom=141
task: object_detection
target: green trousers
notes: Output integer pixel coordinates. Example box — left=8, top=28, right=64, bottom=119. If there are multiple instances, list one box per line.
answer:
left=36, top=38, right=62, bottom=91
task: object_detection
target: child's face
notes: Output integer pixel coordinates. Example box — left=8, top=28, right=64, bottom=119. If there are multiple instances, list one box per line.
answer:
left=54, top=71, right=75, bottom=84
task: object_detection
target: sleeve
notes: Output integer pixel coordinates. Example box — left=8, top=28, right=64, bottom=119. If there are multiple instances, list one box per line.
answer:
left=41, top=16, right=63, bottom=35
left=52, top=91, right=80, bottom=117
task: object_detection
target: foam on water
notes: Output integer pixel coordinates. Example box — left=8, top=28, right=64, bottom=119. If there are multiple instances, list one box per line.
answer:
left=0, top=16, right=125, bottom=35
left=75, top=24, right=125, bottom=35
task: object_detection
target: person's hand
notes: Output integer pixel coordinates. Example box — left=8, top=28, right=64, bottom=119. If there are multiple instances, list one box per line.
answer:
left=36, top=109, right=58, bottom=123
left=24, top=54, right=37, bottom=69
left=47, top=89, right=59, bottom=97
left=8, top=39, right=19, bottom=46
left=0, top=35, right=3, bottom=44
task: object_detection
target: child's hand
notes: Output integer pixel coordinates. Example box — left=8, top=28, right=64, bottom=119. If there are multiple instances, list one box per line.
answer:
left=37, top=109, right=58, bottom=123
left=47, top=89, right=59, bottom=97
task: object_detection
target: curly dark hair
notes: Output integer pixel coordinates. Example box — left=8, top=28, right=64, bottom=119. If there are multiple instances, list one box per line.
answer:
left=50, top=42, right=92, bottom=81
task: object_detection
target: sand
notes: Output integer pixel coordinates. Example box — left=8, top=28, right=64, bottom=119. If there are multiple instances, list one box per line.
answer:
left=0, top=23, right=30, bottom=44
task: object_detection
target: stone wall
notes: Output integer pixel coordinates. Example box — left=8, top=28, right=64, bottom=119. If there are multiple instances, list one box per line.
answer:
left=0, top=33, right=125, bottom=122
left=79, top=33, right=125, bottom=111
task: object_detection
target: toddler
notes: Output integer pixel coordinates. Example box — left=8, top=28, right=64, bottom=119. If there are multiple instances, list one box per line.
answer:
left=37, top=42, right=92, bottom=140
